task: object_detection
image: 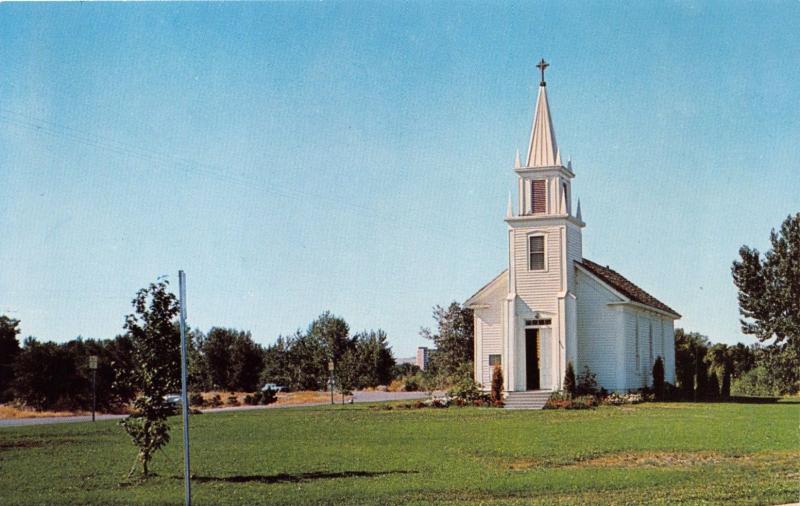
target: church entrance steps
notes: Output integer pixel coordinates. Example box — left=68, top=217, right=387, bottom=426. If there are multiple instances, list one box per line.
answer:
left=503, top=390, right=552, bottom=410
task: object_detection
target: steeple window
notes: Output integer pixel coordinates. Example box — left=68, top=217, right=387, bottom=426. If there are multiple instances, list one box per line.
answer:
left=531, top=180, right=546, bottom=214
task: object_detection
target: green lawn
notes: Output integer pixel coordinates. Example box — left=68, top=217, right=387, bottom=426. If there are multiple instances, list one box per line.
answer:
left=0, top=401, right=797, bottom=505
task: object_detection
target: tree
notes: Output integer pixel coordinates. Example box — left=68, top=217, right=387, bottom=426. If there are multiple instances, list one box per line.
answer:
left=675, top=329, right=709, bottom=400
left=727, top=342, right=756, bottom=379
left=694, top=353, right=708, bottom=402
left=721, top=367, right=731, bottom=399
left=0, top=315, right=21, bottom=402
left=107, top=334, right=138, bottom=407
left=652, top=356, right=665, bottom=401
left=261, top=334, right=297, bottom=389
left=420, top=302, right=474, bottom=379
left=187, top=328, right=212, bottom=392
left=563, top=361, right=577, bottom=398
left=309, top=312, right=351, bottom=367
left=732, top=213, right=800, bottom=393
left=352, top=330, right=395, bottom=388
left=202, top=327, right=238, bottom=390
left=707, top=370, right=720, bottom=401
left=290, top=330, right=329, bottom=390
left=392, top=363, right=421, bottom=379
left=229, top=332, right=265, bottom=392
left=336, top=348, right=359, bottom=403
left=118, top=279, right=181, bottom=478
left=13, top=337, right=84, bottom=410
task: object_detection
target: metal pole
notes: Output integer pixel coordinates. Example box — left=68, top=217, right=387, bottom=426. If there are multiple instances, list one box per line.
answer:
left=178, top=270, right=191, bottom=506
left=91, top=369, right=96, bottom=422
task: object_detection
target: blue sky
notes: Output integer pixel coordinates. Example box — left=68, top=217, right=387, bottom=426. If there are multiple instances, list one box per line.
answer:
left=1, top=2, right=798, bottom=357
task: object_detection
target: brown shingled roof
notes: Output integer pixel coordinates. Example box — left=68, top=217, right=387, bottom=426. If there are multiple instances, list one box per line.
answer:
left=577, top=258, right=680, bottom=318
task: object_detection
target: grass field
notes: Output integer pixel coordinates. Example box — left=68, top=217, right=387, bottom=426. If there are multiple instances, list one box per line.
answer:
left=0, top=401, right=797, bottom=505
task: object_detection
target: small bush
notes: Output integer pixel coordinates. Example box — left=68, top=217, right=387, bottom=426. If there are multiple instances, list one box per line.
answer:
left=243, top=394, right=256, bottom=405
left=260, top=388, right=277, bottom=405
left=387, top=379, right=405, bottom=392
left=403, top=374, right=422, bottom=392
left=448, top=376, right=488, bottom=404
left=225, top=395, right=240, bottom=407
left=731, top=366, right=780, bottom=397
left=563, top=361, right=577, bottom=398
left=601, top=392, right=643, bottom=406
left=208, top=394, right=223, bottom=408
left=576, top=366, right=599, bottom=396
left=188, top=392, right=205, bottom=407
left=652, top=356, right=665, bottom=401
left=544, top=392, right=597, bottom=410
left=491, top=365, right=504, bottom=404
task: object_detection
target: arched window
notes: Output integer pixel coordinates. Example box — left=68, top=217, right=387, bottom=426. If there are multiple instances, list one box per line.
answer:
left=562, top=182, right=570, bottom=214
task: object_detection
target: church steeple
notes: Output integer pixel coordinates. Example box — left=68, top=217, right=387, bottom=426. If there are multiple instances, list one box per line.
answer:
left=512, top=60, right=580, bottom=221
left=526, top=68, right=559, bottom=168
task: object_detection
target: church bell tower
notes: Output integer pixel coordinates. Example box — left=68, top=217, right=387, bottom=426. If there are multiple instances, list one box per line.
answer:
left=502, top=59, right=585, bottom=392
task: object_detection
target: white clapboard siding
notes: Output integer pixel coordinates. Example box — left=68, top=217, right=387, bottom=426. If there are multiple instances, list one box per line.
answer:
left=576, top=269, right=624, bottom=390
left=475, top=290, right=504, bottom=388
left=566, top=225, right=583, bottom=291
left=513, top=226, right=562, bottom=313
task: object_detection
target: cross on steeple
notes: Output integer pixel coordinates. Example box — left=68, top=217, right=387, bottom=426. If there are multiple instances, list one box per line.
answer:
left=536, top=58, right=549, bottom=86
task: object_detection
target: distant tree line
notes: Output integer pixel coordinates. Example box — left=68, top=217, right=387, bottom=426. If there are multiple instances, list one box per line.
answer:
left=0, top=310, right=396, bottom=412
left=260, top=311, right=395, bottom=392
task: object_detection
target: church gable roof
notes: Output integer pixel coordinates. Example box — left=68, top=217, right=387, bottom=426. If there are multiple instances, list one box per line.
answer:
left=577, top=259, right=680, bottom=318
left=465, top=269, right=508, bottom=307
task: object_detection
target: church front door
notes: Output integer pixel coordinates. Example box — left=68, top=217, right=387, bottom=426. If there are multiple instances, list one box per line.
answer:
left=525, top=328, right=540, bottom=390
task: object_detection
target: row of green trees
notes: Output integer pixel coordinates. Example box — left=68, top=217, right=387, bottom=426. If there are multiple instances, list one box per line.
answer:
left=0, top=311, right=396, bottom=412
left=260, top=311, right=395, bottom=392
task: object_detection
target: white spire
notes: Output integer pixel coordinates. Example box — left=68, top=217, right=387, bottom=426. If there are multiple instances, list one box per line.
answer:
left=567, top=156, right=572, bottom=171
left=576, top=199, right=582, bottom=221
left=526, top=83, right=559, bottom=167
left=555, top=148, right=562, bottom=166
left=506, top=192, right=513, bottom=218
left=514, top=149, right=521, bottom=168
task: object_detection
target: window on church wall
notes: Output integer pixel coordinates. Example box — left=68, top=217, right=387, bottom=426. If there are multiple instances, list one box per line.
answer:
left=531, top=180, right=546, bottom=214
left=648, top=321, right=654, bottom=369
left=528, top=235, right=545, bottom=271
left=489, top=354, right=501, bottom=366
left=562, top=182, right=570, bottom=214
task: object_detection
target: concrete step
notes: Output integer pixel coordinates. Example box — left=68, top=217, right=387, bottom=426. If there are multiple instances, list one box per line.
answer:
left=503, top=390, right=553, bottom=410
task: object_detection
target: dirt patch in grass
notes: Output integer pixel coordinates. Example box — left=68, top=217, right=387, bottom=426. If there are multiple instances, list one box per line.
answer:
left=576, top=451, right=731, bottom=468
left=0, top=440, right=45, bottom=451
left=506, top=451, right=742, bottom=470
left=504, top=450, right=800, bottom=471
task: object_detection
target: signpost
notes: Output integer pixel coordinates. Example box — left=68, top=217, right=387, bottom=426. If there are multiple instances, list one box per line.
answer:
left=178, top=271, right=191, bottom=506
left=88, top=355, right=98, bottom=422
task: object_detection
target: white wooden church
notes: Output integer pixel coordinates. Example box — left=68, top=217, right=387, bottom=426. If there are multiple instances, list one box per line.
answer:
left=465, top=61, right=680, bottom=397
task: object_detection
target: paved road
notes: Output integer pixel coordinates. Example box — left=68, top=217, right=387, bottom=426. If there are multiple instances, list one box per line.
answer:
left=0, top=391, right=431, bottom=428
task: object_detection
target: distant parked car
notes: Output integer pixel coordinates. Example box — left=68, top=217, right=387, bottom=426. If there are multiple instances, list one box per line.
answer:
left=261, top=383, right=286, bottom=392
left=163, top=394, right=182, bottom=405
